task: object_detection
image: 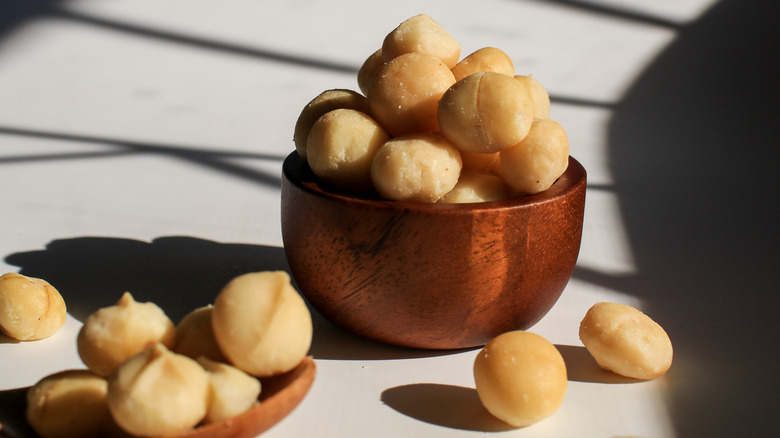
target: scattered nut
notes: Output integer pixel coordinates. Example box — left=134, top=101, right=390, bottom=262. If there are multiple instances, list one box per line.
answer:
left=0, top=272, right=66, bottom=341
left=473, top=330, right=567, bottom=427
left=579, top=302, right=673, bottom=380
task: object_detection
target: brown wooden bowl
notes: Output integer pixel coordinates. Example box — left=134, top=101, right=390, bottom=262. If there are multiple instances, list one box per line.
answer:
left=281, top=152, right=586, bottom=350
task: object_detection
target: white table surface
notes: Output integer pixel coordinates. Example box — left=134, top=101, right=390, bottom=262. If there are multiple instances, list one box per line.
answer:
left=1, top=1, right=778, bottom=437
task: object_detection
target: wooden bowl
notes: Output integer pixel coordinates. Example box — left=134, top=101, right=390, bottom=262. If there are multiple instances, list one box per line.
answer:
left=281, top=152, right=586, bottom=350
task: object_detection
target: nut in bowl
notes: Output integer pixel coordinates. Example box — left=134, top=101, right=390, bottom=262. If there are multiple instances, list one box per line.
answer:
left=281, top=151, right=586, bottom=350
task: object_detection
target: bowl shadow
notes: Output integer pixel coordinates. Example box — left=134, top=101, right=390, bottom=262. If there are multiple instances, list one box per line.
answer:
left=3, top=235, right=468, bottom=362
left=4, top=236, right=291, bottom=323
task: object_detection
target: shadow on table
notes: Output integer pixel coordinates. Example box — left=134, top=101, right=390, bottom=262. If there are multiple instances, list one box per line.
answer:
left=382, top=383, right=515, bottom=432
left=555, top=345, right=641, bottom=384
left=575, top=0, right=780, bottom=436
left=0, top=387, right=35, bottom=438
left=0, top=388, right=37, bottom=438
left=4, top=236, right=463, bottom=361
left=5, top=236, right=290, bottom=323
left=380, top=346, right=643, bottom=433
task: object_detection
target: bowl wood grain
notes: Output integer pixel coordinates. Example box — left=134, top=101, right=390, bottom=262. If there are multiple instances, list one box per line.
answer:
left=281, top=152, right=586, bottom=349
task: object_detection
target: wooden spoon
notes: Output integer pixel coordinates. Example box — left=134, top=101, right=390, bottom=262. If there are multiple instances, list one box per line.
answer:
left=171, top=356, right=316, bottom=438
left=0, top=357, right=315, bottom=438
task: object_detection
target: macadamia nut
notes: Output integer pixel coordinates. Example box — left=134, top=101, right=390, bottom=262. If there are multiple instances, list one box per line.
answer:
left=438, top=71, right=534, bottom=154
left=173, top=305, right=226, bottom=362
left=473, top=331, right=567, bottom=427
left=368, top=52, right=455, bottom=136
left=451, top=47, right=515, bottom=81
left=0, top=272, right=66, bottom=341
left=371, top=134, right=462, bottom=202
left=579, top=302, right=673, bottom=380
left=439, top=169, right=511, bottom=204
left=499, top=118, right=569, bottom=195
left=514, top=75, right=551, bottom=119
left=293, top=89, right=370, bottom=160
left=77, top=292, right=175, bottom=376
left=198, top=357, right=262, bottom=424
left=212, top=271, right=312, bottom=377
left=357, top=49, right=384, bottom=95
left=381, top=14, right=460, bottom=68
left=26, top=370, right=109, bottom=438
left=306, top=108, right=390, bottom=193
left=107, top=343, right=210, bottom=436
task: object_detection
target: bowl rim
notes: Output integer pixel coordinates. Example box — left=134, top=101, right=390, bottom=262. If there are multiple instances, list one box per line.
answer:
left=282, top=151, right=586, bottom=214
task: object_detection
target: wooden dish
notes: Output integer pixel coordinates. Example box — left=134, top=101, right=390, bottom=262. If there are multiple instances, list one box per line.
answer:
left=0, top=357, right=315, bottom=438
left=281, top=152, right=586, bottom=350
left=171, top=356, right=315, bottom=438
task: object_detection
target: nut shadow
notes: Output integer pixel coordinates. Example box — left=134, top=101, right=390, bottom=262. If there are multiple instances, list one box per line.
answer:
left=381, top=383, right=515, bottom=432
left=0, top=334, right=20, bottom=345
left=555, top=344, right=642, bottom=384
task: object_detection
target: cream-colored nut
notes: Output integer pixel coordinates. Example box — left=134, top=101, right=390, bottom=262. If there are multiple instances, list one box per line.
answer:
left=26, top=370, right=109, bottom=438
left=212, top=271, right=312, bottom=377
left=438, top=71, right=534, bottom=154
left=515, top=75, right=551, bottom=119
left=357, top=49, right=384, bottom=95
left=451, top=47, right=515, bottom=81
left=473, top=331, right=567, bottom=427
left=173, top=305, right=226, bottom=362
left=498, top=118, right=569, bottom=195
left=439, top=169, right=511, bottom=204
left=77, top=292, right=175, bottom=376
left=107, top=343, right=209, bottom=436
left=0, top=272, right=66, bottom=341
left=198, top=357, right=262, bottom=424
left=371, top=134, right=462, bottom=203
left=367, top=52, right=455, bottom=136
left=306, top=108, right=390, bottom=193
left=293, top=89, right=370, bottom=160
left=381, top=14, right=460, bottom=68
left=579, top=302, right=673, bottom=380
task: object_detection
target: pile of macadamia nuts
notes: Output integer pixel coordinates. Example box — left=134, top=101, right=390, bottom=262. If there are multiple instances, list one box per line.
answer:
left=294, top=14, right=570, bottom=203
left=0, top=273, right=67, bottom=342
left=20, top=271, right=313, bottom=438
